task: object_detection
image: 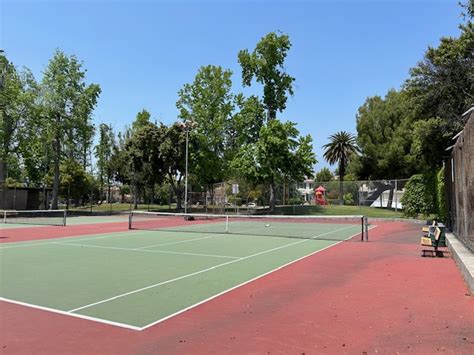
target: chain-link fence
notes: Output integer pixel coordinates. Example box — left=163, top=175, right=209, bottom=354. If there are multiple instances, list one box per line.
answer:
left=445, top=109, right=473, bottom=252
left=183, top=178, right=409, bottom=215
left=1, top=176, right=414, bottom=217
left=306, top=179, right=409, bottom=209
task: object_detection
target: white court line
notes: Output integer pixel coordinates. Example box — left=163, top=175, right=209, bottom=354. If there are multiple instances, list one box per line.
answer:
left=0, top=297, right=141, bottom=331
left=0, top=231, right=137, bottom=250
left=0, top=229, right=214, bottom=250
left=68, top=224, right=356, bottom=314
left=2, top=224, right=371, bottom=331
left=133, top=235, right=217, bottom=250
left=139, top=227, right=369, bottom=331
left=53, top=242, right=239, bottom=259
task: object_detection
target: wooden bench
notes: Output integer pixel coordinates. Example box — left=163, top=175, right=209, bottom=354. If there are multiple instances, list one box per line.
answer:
left=421, top=222, right=448, bottom=257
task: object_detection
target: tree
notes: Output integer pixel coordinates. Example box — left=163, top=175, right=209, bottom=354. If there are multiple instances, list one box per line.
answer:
left=110, top=132, right=131, bottom=202
left=132, top=109, right=151, bottom=132
left=0, top=53, right=40, bottom=185
left=125, top=113, right=163, bottom=208
left=411, top=118, right=453, bottom=171
left=176, top=65, right=234, bottom=190
left=159, top=123, right=188, bottom=210
left=322, top=131, right=359, bottom=205
left=95, top=123, right=116, bottom=203
left=59, top=158, right=92, bottom=208
left=231, top=119, right=316, bottom=211
left=354, top=90, right=416, bottom=179
left=460, top=0, right=474, bottom=20
left=227, top=94, right=266, bottom=154
left=40, top=50, right=100, bottom=209
left=315, top=167, right=333, bottom=182
left=238, top=32, right=295, bottom=121
left=404, top=26, right=473, bottom=132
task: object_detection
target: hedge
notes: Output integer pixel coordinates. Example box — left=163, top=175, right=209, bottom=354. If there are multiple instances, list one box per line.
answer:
left=401, top=173, right=437, bottom=217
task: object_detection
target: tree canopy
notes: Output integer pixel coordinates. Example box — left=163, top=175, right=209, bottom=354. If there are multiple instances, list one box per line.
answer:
left=352, top=2, right=473, bottom=179
left=238, top=32, right=295, bottom=121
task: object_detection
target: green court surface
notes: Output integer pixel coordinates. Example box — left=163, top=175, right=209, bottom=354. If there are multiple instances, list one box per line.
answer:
left=0, top=222, right=361, bottom=330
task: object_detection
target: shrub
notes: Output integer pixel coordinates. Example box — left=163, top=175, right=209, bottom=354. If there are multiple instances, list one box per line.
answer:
left=288, top=197, right=304, bottom=205
left=436, top=166, right=447, bottom=222
left=343, top=193, right=354, bottom=205
left=401, top=173, right=436, bottom=217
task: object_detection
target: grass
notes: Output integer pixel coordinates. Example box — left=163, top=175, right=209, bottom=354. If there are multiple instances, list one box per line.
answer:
left=274, top=204, right=408, bottom=218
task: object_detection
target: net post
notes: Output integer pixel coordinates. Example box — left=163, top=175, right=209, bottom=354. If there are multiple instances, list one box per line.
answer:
left=63, top=210, right=67, bottom=226
left=3, top=210, right=6, bottom=224
left=225, top=215, right=229, bottom=234
left=365, top=217, right=369, bottom=241
left=128, top=212, right=133, bottom=230
left=361, top=216, right=364, bottom=241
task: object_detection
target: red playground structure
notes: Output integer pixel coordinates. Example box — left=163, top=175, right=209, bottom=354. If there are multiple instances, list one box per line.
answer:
left=314, top=185, right=328, bottom=205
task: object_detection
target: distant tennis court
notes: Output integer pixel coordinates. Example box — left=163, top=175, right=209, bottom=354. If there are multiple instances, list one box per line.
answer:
left=0, top=211, right=366, bottom=330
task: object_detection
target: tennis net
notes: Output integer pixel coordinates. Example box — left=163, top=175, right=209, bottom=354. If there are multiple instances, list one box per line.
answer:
left=2, top=210, right=67, bottom=226
left=129, top=211, right=368, bottom=241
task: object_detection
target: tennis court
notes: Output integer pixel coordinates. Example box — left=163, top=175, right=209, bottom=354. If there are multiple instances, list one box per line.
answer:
left=0, top=212, right=366, bottom=330
left=0, top=210, right=129, bottom=229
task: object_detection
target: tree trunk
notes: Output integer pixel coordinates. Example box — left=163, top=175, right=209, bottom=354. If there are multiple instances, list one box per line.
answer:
left=168, top=184, right=172, bottom=211
left=66, top=183, right=70, bottom=210
left=267, top=105, right=275, bottom=121
left=339, top=179, right=344, bottom=205
left=172, top=182, right=182, bottom=210
left=176, top=187, right=182, bottom=211
left=133, top=183, right=138, bottom=209
left=338, top=161, right=345, bottom=205
left=107, top=176, right=111, bottom=203
left=269, top=181, right=276, bottom=212
left=99, top=174, right=104, bottom=204
left=83, top=145, right=87, bottom=172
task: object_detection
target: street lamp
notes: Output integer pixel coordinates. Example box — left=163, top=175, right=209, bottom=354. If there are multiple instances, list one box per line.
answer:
left=179, top=120, right=197, bottom=214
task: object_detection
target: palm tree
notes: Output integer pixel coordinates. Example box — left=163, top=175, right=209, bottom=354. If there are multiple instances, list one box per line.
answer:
left=322, top=131, right=359, bottom=205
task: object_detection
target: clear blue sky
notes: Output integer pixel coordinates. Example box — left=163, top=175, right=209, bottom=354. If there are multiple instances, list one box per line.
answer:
left=1, top=0, right=463, bottom=171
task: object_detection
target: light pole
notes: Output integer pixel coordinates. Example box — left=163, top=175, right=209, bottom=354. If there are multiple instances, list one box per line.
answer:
left=180, top=120, right=197, bottom=214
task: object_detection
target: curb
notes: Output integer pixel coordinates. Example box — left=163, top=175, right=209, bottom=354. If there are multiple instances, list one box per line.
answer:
left=446, top=232, right=474, bottom=294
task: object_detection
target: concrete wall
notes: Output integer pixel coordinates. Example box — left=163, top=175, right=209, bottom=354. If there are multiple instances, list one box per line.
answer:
left=446, top=109, right=474, bottom=252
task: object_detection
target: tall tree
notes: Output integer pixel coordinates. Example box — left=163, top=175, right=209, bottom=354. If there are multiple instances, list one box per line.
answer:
left=125, top=111, right=159, bottom=208
left=95, top=123, right=116, bottom=203
left=354, top=90, right=416, bottom=179
left=40, top=50, right=100, bottom=209
left=231, top=119, right=316, bottom=211
left=238, top=32, right=295, bottom=121
left=404, top=25, right=473, bottom=131
left=159, top=123, right=188, bottom=210
left=323, top=132, right=358, bottom=205
left=0, top=53, right=39, bottom=185
left=176, top=65, right=234, bottom=190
